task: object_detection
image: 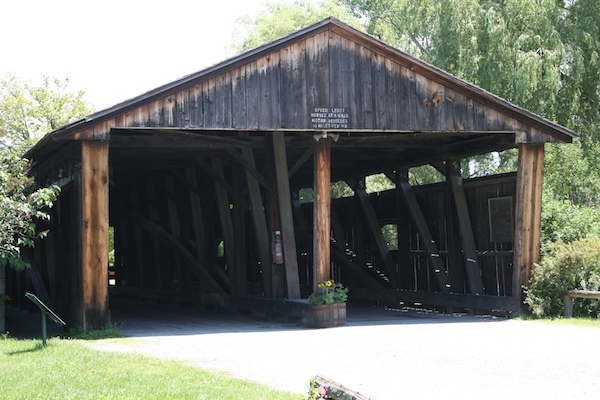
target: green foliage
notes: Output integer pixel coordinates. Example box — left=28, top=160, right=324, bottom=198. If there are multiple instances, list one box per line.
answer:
left=307, top=377, right=329, bottom=399
left=331, top=180, right=354, bottom=198
left=232, top=0, right=362, bottom=53
left=519, top=315, right=600, bottom=329
left=67, top=324, right=123, bottom=340
left=0, top=338, right=302, bottom=399
left=308, top=280, right=348, bottom=305
left=526, top=237, right=600, bottom=318
left=409, top=165, right=444, bottom=186
left=0, top=147, right=60, bottom=270
left=541, top=141, right=600, bottom=246
left=381, top=224, right=397, bottom=250
left=365, top=173, right=394, bottom=193
left=541, top=190, right=600, bottom=246
left=0, top=74, right=92, bottom=148
left=544, top=141, right=600, bottom=207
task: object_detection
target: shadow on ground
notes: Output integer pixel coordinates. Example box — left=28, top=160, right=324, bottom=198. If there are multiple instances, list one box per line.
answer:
left=5, top=298, right=507, bottom=339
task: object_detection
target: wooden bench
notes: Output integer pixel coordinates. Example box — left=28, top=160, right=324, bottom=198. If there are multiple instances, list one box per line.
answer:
left=561, top=290, right=600, bottom=318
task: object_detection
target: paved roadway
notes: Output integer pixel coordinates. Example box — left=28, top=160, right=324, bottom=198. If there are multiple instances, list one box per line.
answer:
left=90, top=301, right=600, bottom=399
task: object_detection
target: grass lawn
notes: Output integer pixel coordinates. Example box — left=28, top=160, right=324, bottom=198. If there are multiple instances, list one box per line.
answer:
left=0, top=336, right=303, bottom=400
left=521, top=316, right=600, bottom=329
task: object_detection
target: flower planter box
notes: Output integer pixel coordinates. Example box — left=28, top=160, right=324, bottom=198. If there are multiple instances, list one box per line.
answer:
left=312, top=303, right=346, bottom=328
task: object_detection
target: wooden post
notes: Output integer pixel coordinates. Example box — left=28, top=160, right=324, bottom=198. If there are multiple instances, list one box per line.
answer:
left=313, top=136, right=332, bottom=290
left=81, top=141, right=110, bottom=332
left=272, top=132, right=301, bottom=299
left=232, top=163, right=247, bottom=296
left=513, top=143, right=544, bottom=312
left=267, top=132, right=285, bottom=298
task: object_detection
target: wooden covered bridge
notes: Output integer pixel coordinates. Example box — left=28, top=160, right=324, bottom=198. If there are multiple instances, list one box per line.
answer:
left=8, top=18, right=575, bottom=331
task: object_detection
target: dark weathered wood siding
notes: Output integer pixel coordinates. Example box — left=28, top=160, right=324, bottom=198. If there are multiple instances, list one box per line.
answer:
left=75, top=29, right=545, bottom=141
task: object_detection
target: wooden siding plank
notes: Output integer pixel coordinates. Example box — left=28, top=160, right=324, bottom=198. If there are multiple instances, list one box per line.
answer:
left=385, top=58, right=399, bottom=130
left=232, top=67, right=247, bottom=128
left=306, top=30, right=330, bottom=111
left=258, top=52, right=281, bottom=129
left=188, top=84, right=202, bottom=128
left=415, top=73, right=434, bottom=130
left=280, top=45, right=294, bottom=128
left=372, top=52, right=387, bottom=129
left=291, top=41, right=308, bottom=128
left=246, top=61, right=259, bottom=130
left=341, top=35, right=358, bottom=128
left=203, top=78, right=217, bottom=128
left=272, top=132, right=301, bottom=298
left=400, top=65, right=417, bottom=130
left=355, top=45, right=374, bottom=129
left=81, top=141, right=109, bottom=332
left=216, top=71, right=233, bottom=128
left=329, top=31, right=344, bottom=110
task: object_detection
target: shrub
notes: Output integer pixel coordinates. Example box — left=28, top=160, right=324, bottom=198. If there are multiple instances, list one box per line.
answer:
left=526, top=237, right=600, bottom=317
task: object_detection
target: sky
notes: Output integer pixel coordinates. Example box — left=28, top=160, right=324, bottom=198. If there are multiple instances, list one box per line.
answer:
left=0, top=0, right=289, bottom=111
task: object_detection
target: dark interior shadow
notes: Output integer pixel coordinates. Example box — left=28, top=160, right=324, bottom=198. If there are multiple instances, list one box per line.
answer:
left=106, top=297, right=509, bottom=338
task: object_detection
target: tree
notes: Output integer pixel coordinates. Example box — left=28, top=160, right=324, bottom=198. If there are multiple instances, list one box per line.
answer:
left=0, top=148, right=60, bottom=270
left=0, top=74, right=92, bottom=149
left=342, top=0, right=600, bottom=201
left=232, top=0, right=362, bottom=53
left=0, top=146, right=60, bottom=332
left=0, top=74, right=89, bottom=331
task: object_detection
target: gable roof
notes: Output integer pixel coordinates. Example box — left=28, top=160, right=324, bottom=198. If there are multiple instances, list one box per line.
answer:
left=28, top=17, right=576, bottom=159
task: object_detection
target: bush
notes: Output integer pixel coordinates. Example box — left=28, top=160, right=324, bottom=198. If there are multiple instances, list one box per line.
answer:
left=526, top=237, right=600, bottom=317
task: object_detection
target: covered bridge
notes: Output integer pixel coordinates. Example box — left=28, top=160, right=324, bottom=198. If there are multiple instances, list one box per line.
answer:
left=8, top=18, right=575, bottom=331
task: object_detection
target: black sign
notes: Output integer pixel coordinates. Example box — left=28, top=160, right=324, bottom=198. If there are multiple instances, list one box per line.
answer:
left=310, top=108, right=349, bottom=129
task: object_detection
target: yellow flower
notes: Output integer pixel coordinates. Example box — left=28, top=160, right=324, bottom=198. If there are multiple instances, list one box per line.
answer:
left=318, top=283, right=324, bottom=288
left=326, top=280, right=332, bottom=287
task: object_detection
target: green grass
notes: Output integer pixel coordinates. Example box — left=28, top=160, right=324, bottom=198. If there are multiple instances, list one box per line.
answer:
left=519, top=316, right=600, bottom=328
left=0, top=337, right=303, bottom=400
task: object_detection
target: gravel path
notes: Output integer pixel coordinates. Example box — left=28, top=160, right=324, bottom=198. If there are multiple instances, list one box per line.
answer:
left=93, top=302, right=600, bottom=399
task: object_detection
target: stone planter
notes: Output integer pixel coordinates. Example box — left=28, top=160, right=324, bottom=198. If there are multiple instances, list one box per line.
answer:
left=312, top=303, right=346, bottom=328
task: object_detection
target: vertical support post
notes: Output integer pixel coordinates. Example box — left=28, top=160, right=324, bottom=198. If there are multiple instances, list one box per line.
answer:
left=267, top=133, right=285, bottom=298
left=513, top=143, right=544, bottom=313
left=81, top=141, right=110, bottom=332
left=272, top=132, right=301, bottom=299
left=313, top=136, right=332, bottom=290
left=232, top=163, right=247, bottom=297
